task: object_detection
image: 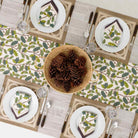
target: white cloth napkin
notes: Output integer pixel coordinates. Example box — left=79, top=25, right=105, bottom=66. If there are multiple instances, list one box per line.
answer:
left=134, top=131, right=138, bottom=138
left=129, top=33, right=138, bottom=64
left=112, top=109, right=135, bottom=138
left=65, top=1, right=96, bottom=48
left=0, top=0, right=24, bottom=28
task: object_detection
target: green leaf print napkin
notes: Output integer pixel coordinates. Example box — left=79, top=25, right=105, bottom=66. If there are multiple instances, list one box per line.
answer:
left=38, top=0, right=58, bottom=28
left=103, top=19, right=123, bottom=47
left=11, top=91, right=32, bottom=119
left=78, top=111, right=98, bottom=137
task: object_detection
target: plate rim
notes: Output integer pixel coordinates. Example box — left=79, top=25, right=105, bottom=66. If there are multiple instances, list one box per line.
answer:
left=2, top=86, right=39, bottom=123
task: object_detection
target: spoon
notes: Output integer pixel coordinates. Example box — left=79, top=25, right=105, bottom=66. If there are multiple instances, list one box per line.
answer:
left=17, top=0, right=30, bottom=34
left=107, top=121, right=119, bottom=138
left=41, top=101, right=52, bottom=127
left=84, top=12, right=93, bottom=39
left=105, top=106, right=117, bottom=135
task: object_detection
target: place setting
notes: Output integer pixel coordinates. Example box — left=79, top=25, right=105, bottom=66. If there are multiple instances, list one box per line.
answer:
left=0, top=76, right=51, bottom=131
left=89, top=7, right=137, bottom=64
left=60, top=94, right=121, bottom=138
left=26, top=0, right=73, bottom=43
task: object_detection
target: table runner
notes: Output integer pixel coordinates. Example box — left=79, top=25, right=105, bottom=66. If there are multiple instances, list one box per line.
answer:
left=0, top=25, right=137, bottom=113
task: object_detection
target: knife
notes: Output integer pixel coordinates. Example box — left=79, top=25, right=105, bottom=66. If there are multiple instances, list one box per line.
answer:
left=61, top=107, right=71, bottom=133
left=36, top=98, right=46, bottom=126
left=65, top=5, right=74, bottom=30
left=88, top=12, right=94, bottom=24
left=84, top=11, right=94, bottom=39
left=88, top=12, right=98, bottom=43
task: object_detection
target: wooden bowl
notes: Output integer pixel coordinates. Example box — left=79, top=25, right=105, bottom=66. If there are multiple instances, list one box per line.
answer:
left=43, top=45, right=92, bottom=94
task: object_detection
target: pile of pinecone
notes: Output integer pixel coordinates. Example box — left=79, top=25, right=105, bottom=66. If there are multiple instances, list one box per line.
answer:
left=49, top=50, right=87, bottom=92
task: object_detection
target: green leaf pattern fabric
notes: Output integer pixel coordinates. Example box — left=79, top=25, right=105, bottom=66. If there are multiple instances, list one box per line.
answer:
left=0, top=25, right=138, bottom=112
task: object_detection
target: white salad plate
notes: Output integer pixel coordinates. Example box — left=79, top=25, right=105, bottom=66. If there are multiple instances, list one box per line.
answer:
left=3, top=86, right=39, bottom=123
left=70, top=106, right=105, bottom=138
left=95, top=17, right=130, bottom=53
left=30, top=0, right=66, bottom=33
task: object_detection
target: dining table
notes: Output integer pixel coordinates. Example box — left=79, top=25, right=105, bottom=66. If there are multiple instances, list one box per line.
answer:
left=0, top=0, right=138, bottom=138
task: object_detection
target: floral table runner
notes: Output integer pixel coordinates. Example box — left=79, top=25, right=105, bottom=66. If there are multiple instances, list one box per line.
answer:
left=0, top=25, right=137, bottom=113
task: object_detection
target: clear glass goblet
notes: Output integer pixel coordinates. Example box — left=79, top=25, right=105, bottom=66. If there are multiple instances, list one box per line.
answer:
left=105, top=106, right=117, bottom=134
left=36, top=85, right=49, bottom=99
left=17, top=18, right=30, bottom=34
left=85, top=42, right=97, bottom=54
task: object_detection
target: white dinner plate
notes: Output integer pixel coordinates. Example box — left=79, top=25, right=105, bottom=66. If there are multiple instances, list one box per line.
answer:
left=3, top=86, right=39, bottom=123
left=70, top=106, right=105, bottom=138
left=95, top=17, right=130, bottom=53
left=30, top=0, right=66, bottom=33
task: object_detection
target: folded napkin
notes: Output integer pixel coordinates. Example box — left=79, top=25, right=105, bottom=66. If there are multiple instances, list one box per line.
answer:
left=112, top=109, right=135, bottom=138
left=0, top=0, right=24, bottom=28
left=129, top=32, right=138, bottom=64
left=4, top=0, right=24, bottom=4
left=78, top=111, right=97, bottom=138
left=38, top=87, right=72, bottom=138
left=65, top=1, right=96, bottom=48
left=103, top=19, right=123, bottom=47
left=38, top=0, right=58, bottom=28
left=11, top=91, right=32, bottom=119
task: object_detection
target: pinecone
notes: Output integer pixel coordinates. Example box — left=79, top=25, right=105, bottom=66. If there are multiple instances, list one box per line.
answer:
left=54, top=79, right=63, bottom=87
left=68, top=50, right=77, bottom=63
left=72, top=78, right=82, bottom=87
left=49, top=66, right=57, bottom=78
left=56, top=71, right=70, bottom=81
left=69, top=65, right=81, bottom=79
left=64, top=81, right=71, bottom=92
left=74, top=56, right=86, bottom=68
left=51, top=53, right=66, bottom=67
left=57, top=59, right=67, bottom=72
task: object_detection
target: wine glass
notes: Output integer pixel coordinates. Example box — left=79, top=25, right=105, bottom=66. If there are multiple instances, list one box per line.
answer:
left=85, top=42, right=97, bottom=54
left=36, top=85, right=49, bottom=99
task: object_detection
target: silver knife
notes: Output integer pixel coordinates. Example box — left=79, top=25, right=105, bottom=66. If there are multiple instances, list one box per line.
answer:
left=61, top=106, right=71, bottom=133
left=88, top=12, right=98, bottom=43
left=65, top=5, right=74, bottom=31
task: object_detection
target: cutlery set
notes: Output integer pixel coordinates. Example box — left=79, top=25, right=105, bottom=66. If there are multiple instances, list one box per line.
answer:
left=17, top=0, right=31, bottom=34
left=83, top=11, right=98, bottom=54
left=36, top=85, right=51, bottom=128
